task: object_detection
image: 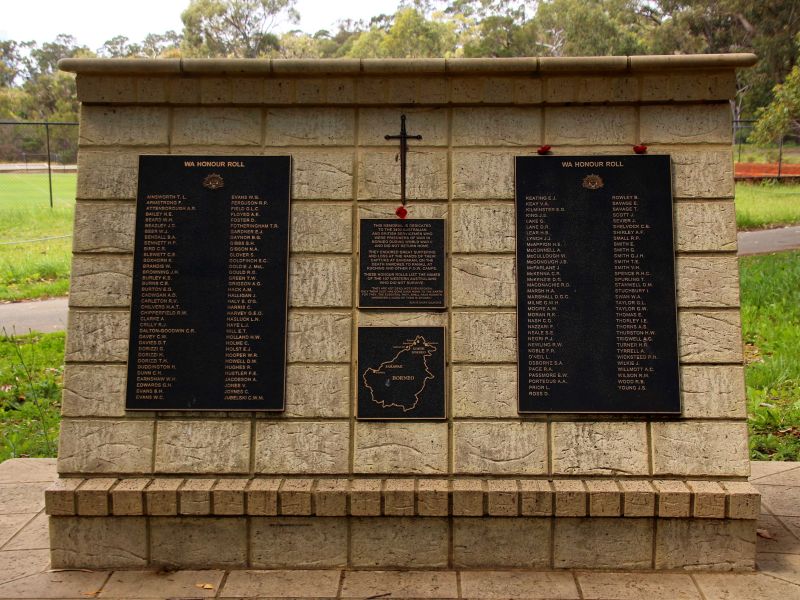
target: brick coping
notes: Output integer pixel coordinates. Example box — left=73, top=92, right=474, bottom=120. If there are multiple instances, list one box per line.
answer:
left=45, top=476, right=759, bottom=520
left=58, top=54, right=757, bottom=76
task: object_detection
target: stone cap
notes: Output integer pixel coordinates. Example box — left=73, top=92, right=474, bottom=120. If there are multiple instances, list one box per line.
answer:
left=59, top=54, right=757, bottom=76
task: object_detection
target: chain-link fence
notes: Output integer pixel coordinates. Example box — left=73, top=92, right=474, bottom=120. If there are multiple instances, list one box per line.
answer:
left=0, top=121, right=79, bottom=208
left=734, top=119, right=800, bottom=179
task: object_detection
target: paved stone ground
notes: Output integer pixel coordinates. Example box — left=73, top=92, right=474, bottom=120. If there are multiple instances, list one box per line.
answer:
left=0, top=460, right=799, bottom=599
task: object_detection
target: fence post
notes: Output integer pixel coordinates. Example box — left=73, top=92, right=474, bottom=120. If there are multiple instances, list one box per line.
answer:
left=45, top=122, right=53, bottom=208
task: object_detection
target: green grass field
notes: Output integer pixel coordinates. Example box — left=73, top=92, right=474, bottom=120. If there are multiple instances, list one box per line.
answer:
left=735, top=143, right=800, bottom=165
left=0, top=172, right=76, bottom=301
left=736, top=181, right=800, bottom=230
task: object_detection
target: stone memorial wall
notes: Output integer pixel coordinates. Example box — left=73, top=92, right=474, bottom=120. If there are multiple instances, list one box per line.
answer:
left=47, top=55, right=760, bottom=571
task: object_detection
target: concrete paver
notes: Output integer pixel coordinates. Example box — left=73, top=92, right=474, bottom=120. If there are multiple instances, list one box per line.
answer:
left=0, top=458, right=798, bottom=599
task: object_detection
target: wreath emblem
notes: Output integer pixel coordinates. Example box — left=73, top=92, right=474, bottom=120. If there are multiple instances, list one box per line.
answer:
left=202, top=173, right=224, bottom=190
left=582, top=174, right=604, bottom=190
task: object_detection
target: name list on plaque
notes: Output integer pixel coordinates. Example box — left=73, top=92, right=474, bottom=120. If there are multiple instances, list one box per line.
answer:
left=359, top=219, right=445, bottom=309
left=126, top=155, right=291, bottom=411
left=515, top=155, right=680, bottom=414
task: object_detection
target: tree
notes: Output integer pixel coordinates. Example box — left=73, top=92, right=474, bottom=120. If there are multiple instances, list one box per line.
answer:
left=347, top=8, right=457, bottom=58
left=750, top=63, right=800, bottom=145
left=181, top=0, right=299, bottom=57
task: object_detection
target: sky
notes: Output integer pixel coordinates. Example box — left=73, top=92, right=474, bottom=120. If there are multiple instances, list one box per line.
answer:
left=0, top=0, right=401, bottom=49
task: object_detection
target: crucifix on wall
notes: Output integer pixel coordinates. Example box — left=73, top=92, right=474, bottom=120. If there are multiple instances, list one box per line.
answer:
left=385, top=114, right=423, bottom=215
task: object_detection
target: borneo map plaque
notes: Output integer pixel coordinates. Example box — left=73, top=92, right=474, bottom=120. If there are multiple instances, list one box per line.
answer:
left=126, top=155, right=291, bottom=411
left=515, top=155, right=680, bottom=414
left=358, top=327, right=446, bottom=420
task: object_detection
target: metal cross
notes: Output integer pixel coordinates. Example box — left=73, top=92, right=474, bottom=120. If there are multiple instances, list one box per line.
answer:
left=385, top=114, right=422, bottom=206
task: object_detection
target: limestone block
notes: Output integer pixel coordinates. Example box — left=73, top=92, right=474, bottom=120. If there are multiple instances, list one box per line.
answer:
left=545, top=76, right=638, bottom=103
left=314, top=479, right=348, bottom=516
left=358, top=150, right=448, bottom=200
left=680, top=365, right=746, bottom=419
left=150, top=517, right=247, bottom=568
left=515, top=78, right=544, bottom=104
left=145, top=479, right=182, bottom=515
left=255, top=421, right=349, bottom=474
left=554, top=518, right=654, bottom=569
left=384, top=479, right=415, bottom=516
left=69, top=254, right=133, bottom=308
left=653, top=480, right=691, bottom=518
left=250, top=517, right=347, bottom=568
left=358, top=201, right=447, bottom=220
left=452, top=203, right=515, bottom=253
left=285, top=365, right=350, bottom=418
left=640, top=105, right=731, bottom=144
left=452, top=480, right=484, bottom=516
left=675, top=201, right=737, bottom=252
left=65, top=310, right=129, bottom=363
left=168, top=78, right=201, bottom=103
left=287, top=312, right=351, bottom=362
left=278, top=479, right=312, bottom=516
left=487, top=480, right=519, bottom=516
left=453, top=518, right=551, bottom=568
left=678, top=310, right=743, bottom=363
left=553, top=480, right=587, bottom=517
left=452, top=108, right=541, bottom=147
left=358, top=108, right=448, bottom=146
left=454, top=422, right=547, bottom=475
left=154, top=420, right=250, bottom=474
left=520, top=480, right=553, bottom=517
left=231, top=78, right=265, bottom=103
left=265, top=108, right=354, bottom=146
left=199, top=77, right=232, bottom=103
left=641, top=71, right=736, bottom=101
left=136, top=77, right=168, bottom=103
left=213, top=478, right=248, bottom=515
left=73, top=201, right=136, bottom=252
left=452, top=255, right=515, bottom=307
left=179, top=479, right=214, bottom=515
left=452, top=151, right=515, bottom=199
left=587, top=480, right=622, bottom=517
left=418, top=479, right=449, bottom=516
left=418, top=78, right=449, bottom=103
left=76, top=76, right=137, bottom=103
left=80, top=106, right=169, bottom=146
left=58, top=419, right=153, bottom=474
left=290, top=203, right=352, bottom=253
left=111, top=478, right=149, bottom=515
left=652, top=421, right=749, bottom=477
left=676, top=256, right=739, bottom=308
left=44, top=478, right=81, bottom=516
left=351, top=518, right=449, bottom=568
left=293, top=150, right=354, bottom=200
left=306, top=78, right=355, bottom=103
left=50, top=516, right=147, bottom=569
left=452, top=311, right=516, bottom=363
left=289, top=256, right=352, bottom=307
left=670, top=151, right=735, bottom=198
left=545, top=107, right=636, bottom=145
left=350, top=479, right=382, bottom=516
left=551, top=422, right=649, bottom=476
left=654, top=519, right=756, bottom=570
left=61, top=364, right=127, bottom=417
left=450, top=78, right=485, bottom=103
left=620, top=480, right=656, bottom=517
left=356, top=78, right=390, bottom=103
left=358, top=311, right=446, bottom=327
left=688, top=481, right=726, bottom=518
left=77, top=151, right=146, bottom=200
left=722, top=482, right=760, bottom=519
left=172, top=107, right=261, bottom=146
left=450, top=77, right=519, bottom=104
left=263, top=78, right=294, bottom=103
left=354, top=423, right=448, bottom=475
left=75, top=478, right=115, bottom=516
left=452, top=365, right=517, bottom=418
left=246, top=479, right=280, bottom=516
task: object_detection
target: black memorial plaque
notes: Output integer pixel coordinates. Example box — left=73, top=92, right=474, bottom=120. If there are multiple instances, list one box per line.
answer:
left=126, top=155, right=291, bottom=411
left=515, top=155, right=680, bottom=414
left=358, top=327, right=446, bottom=420
left=359, top=219, right=445, bottom=309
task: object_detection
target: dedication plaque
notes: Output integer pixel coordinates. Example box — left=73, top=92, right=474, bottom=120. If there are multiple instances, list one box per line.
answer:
left=126, top=155, right=291, bottom=411
left=359, top=219, right=445, bottom=308
left=515, top=155, right=680, bottom=414
left=358, top=327, right=445, bottom=420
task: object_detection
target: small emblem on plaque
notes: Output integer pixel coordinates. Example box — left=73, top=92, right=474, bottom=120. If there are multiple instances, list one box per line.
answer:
left=202, top=173, right=224, bottom=190
left=582, top=174, right=604, bottom=190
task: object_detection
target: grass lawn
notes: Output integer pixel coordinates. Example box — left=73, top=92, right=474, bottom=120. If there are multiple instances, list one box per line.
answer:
left=735, top=142, right=800, bottom=165
left=735, top=181, right=800, bottom=230
left=0, top=331, right=63, bottom=461
left=0, top=172, right=76, bottom=302
left=741, top=250, right=800, bottom=460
